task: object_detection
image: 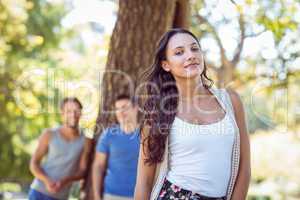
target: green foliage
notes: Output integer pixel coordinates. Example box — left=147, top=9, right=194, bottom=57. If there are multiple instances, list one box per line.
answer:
left=255, top=0, right=298, bottom=43
left=190, top=0, right=300, bottom=132
left=0, top=0, right=103, bottom=186
left=0, top=0, right=68, bottom=182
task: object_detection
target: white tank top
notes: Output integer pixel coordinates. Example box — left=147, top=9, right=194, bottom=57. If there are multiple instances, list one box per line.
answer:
left=166, top=89, right=235, bottom=197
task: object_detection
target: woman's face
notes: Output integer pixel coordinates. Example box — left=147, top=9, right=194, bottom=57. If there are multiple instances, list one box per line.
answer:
left=162, top=33, right=204, bottom=79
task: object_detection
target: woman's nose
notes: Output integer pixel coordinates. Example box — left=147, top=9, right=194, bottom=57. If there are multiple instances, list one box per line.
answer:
left=186, top=50, right=196, bottom=61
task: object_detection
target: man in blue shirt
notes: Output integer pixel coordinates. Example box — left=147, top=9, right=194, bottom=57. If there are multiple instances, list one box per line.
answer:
left=92, top=94, right=140, bottom=200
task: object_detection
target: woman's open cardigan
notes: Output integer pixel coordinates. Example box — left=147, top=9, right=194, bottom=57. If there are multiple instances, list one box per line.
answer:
left=150, top=88, right=241, bottom=200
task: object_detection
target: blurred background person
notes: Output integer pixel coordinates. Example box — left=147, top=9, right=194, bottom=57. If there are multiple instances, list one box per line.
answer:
left=29, top=97, right=92, bottom=200
left=93, top=94, right=140, bottom=200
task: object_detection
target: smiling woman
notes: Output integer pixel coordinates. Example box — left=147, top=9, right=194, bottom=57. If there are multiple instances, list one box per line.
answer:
left=134, top=28, right=251, bottom=200
left=161, top=35, right=205, bottom=78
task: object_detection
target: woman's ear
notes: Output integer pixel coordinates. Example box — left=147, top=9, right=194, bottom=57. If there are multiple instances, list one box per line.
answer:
left=161, top=61, right=170, bottom=72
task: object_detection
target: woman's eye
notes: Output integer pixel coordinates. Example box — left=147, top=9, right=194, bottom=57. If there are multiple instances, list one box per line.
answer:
left=191, top=47, right=199, bottom=51
left=175, top=50, right=183, bottom=55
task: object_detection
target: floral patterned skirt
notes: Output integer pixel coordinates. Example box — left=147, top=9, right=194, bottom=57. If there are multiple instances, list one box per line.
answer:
left=157, top=178, right=226, bottom=200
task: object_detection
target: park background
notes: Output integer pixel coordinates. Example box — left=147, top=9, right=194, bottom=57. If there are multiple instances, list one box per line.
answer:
left=0, top=0, right=300, bottom=199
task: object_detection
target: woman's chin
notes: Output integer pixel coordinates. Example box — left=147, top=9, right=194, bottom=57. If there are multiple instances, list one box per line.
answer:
left=183, top=69, right=202, bottom=78
left=172, top=68, right=203, bottom=79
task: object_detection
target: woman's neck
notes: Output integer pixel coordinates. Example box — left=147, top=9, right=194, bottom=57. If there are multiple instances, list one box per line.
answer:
left=175, top=76, right=208, bottom=102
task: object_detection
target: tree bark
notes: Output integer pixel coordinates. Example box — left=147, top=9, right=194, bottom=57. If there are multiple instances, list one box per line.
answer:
left=82, top=1, right=190, bottom=199
left=95, top=0, right=190, bottom=130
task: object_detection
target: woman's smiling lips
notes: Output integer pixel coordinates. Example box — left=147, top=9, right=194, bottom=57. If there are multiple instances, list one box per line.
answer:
left=184, top=63, right=200, bottom=69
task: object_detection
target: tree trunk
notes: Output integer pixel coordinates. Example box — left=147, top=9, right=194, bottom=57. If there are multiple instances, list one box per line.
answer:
left=96, top=0, right=190, bottom=131
left=216, top=63, right=235, bottom=88
left=82, top=1, right=190, bottom=199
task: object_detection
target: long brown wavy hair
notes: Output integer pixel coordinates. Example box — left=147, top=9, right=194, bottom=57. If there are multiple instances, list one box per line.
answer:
left=140, top=28, right=214, bottom=165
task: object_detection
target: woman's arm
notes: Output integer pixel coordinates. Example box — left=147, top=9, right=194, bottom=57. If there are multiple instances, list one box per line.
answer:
left=134, top=126, right=157, bottom=200
left=228, top=89, right=251, bottom=200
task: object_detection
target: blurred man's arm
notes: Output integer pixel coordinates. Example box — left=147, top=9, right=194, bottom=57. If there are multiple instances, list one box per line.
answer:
left=92, top=152, right=108, bottom=200
left=29, top=129, right=57, bottom=193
